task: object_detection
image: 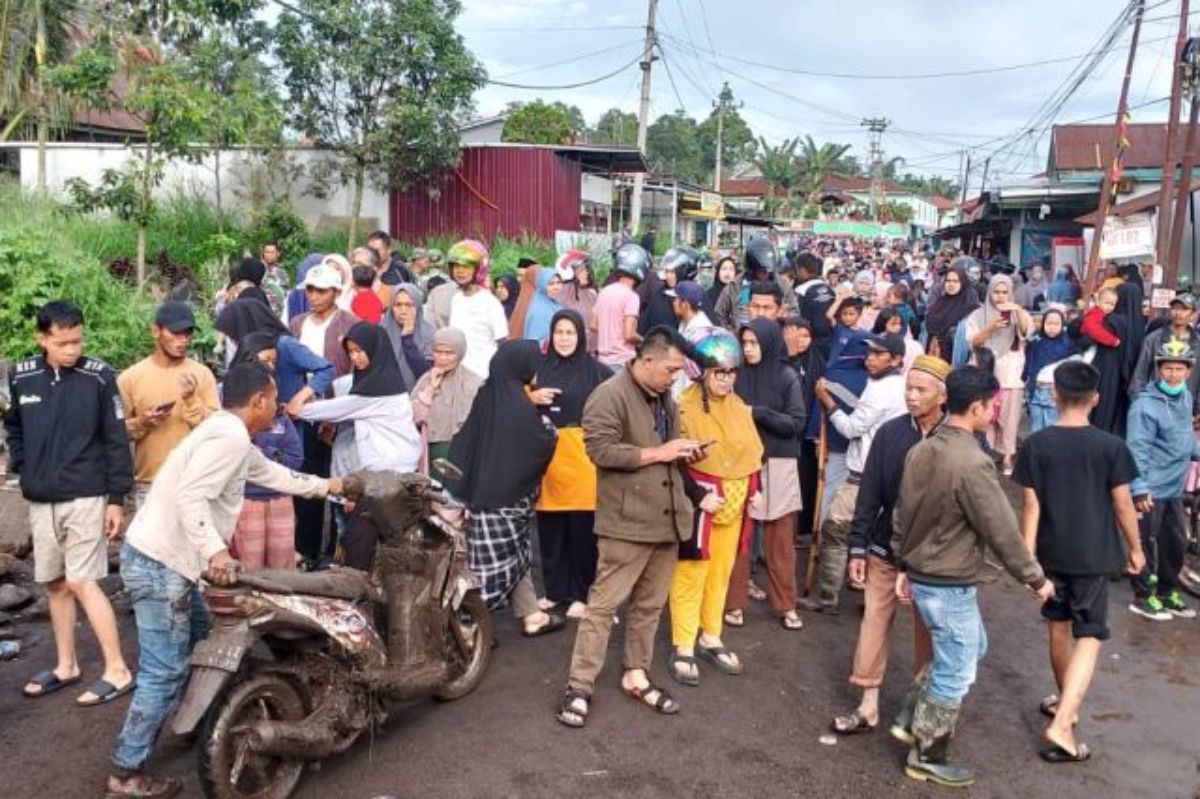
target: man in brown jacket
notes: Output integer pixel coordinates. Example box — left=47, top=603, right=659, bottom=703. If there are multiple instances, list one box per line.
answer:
left=891, top=365, right=1054, bottom=788
left=556, top=327, right=718, bottom=728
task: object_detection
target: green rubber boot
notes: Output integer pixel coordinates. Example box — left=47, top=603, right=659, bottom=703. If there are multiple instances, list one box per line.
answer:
left=904, top=694, right=975, bottom=788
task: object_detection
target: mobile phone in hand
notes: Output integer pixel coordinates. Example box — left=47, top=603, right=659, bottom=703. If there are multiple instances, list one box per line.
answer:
left=154, top=400, right=176, bottom=414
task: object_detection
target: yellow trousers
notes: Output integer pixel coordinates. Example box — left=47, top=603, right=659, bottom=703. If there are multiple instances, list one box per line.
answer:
left=669, top=511, right=744, bottom=647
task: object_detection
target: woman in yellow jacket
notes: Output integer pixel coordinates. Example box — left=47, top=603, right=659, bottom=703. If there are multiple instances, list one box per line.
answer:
left=669, top=330, right=764, bottom=686
left=532, top=310, right=614, bottom=619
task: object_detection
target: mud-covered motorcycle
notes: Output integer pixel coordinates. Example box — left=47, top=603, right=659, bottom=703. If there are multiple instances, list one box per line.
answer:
left=171, top=470, right=491, bottom=799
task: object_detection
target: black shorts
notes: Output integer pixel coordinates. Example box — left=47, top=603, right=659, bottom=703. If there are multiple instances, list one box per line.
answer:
left=1040, top=573, right=1109, bottom=640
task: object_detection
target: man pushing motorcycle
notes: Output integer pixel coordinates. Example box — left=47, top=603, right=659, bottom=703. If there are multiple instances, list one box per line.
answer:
left=106, top=362, right=343, bottom=799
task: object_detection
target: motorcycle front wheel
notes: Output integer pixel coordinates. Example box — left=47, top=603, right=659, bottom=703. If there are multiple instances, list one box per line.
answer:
left=436, top=590, right=493, bottom=701
left=199, top=673, right=308, bottom=799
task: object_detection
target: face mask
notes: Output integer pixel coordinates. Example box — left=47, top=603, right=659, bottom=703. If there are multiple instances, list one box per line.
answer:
left=1158, top=379, right=1186, bottom=397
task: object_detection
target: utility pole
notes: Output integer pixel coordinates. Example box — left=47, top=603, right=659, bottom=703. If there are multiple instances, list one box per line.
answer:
left=1166, top=37, right=1200, bottom=287
left=958, top=152, right=972, bottom=212
left=1154, top=0, right=1190, bottom=266
left=629, top=0, right=659, bottom=238
left=713, top=82, right=742, bottom=193
left=1087, top=0, right=1145, bottom=292
left=861, top=117, right=891, bottom=220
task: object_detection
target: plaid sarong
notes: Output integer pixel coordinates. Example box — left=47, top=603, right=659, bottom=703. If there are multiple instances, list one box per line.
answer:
left=466, top=494, right=536, bottom=610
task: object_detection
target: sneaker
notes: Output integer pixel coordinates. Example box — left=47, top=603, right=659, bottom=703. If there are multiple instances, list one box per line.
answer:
left=1161, top=591, right=1197, bottom=619
left=1129, top=595, right=1172, bottom=621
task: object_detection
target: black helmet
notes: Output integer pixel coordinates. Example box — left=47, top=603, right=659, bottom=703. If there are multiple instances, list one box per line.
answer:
left=660, top=246, right=700, bottom=282
left=744, top=238, right=778, bottom=277
left=612, top=243, right=651, bottom=283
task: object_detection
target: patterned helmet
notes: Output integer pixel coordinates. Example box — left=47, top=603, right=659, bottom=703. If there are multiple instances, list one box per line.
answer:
left=1156, top=336, right=1196, bottom=366
left=446, top=239, right=490, bottom=285
left=612, top=243, right=651, bottom=283
left=690, top=330, right=742, bottom=370
left=555, top=249, right=591, bottom=281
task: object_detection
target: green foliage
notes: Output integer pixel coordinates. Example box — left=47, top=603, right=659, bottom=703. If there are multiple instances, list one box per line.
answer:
left=796, top=136, right=855, bottom=203
left=591, top=108, right=638, bottom=147
left=245, top=200, right=309, bottom=269
left=502, top=100, right=582, bottom=145
left=646, top=110, right=704, bottom=185
left=879, top=200, right=914, bottom=225
left=753, top=136, right=802, bottom=217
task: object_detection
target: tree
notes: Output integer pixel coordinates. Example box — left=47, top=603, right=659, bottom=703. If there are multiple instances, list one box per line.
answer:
left=0, top=0, right=83, bottom=187
left=275, top=0, right=485, bottom=251
left=795, top=136, right=854, bottom=204
left=501, top=100, right=581, bottom=145
left=697, top=84, right=756, bottom=185
left=879, top=200, right=913, bottom=225
left=753, top=136, right=801, bottom=218
left=898, top=172, right=960, bottom=199
left=646, top=110, right=704, bottom=184
left=591, top=107, right=637, bottom=147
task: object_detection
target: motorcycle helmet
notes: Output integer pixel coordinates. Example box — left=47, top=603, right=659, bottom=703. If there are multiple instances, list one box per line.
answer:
left=690, top=330, right=742, bottom=371
left=744, top=238, right=779, bottom=277
left=1155, top=336, right=1197, bottom=366
left=446, top=239, right=491, bottom=286
left=555, top=249, right=591, bottom=282
left=612, top=243, right=651, bottom=284
left=660, top=246, right=701, bottom=283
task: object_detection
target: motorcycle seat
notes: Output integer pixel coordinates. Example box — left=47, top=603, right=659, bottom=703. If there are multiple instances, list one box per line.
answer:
left=236, top=567, right=375, bottom=602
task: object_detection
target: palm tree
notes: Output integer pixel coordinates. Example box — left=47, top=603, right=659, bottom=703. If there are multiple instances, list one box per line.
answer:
left=796, top=135, right=854, bottom=205
left=0, top=0, right=81, bottom=187
left=753, top=135, right=801, bottom=218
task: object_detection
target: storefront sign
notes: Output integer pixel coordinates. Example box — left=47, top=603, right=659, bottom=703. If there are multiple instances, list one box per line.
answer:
left=1151, top=287, right=1176, bottom=310
left=1099, top=213, right=1155, bottom=260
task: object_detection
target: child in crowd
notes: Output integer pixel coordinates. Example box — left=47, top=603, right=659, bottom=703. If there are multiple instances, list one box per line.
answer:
left=350, top=265, right=384, bottom=324
left=1079, top=287, right=1121, bottom=349
left=1015, top=360, right=1142, bottom=764
left=1023, top=309, right=1078, bottom=434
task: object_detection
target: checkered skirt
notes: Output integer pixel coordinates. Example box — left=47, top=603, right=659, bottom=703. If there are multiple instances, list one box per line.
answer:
left=466, top=493, right=536, bottom=610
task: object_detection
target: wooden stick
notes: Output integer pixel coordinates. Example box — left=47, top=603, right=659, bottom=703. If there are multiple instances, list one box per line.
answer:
left=804, top=415, right=829, bottom=594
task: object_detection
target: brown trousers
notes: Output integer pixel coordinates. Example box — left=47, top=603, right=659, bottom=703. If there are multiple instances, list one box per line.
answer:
left=725, top=514, right=798, bottom=614
left=849, top=556, right=933, bottom=688
left=567, top=537, right=678, bottom=694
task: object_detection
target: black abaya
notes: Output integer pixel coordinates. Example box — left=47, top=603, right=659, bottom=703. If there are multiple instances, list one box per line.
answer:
left=1089, top=313, right=1131, bottom=436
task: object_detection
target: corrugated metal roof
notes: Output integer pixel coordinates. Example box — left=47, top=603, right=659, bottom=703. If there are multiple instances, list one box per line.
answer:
left=1049, top=123, right=1183, bottom=172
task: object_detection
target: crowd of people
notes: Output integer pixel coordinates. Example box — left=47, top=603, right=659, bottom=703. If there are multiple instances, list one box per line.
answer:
left=3, top=228, right=1198, bottom=795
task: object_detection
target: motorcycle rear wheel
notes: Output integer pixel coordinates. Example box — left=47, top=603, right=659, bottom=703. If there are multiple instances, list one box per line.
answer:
left=199, top=673, right=308, bottom=799
left=436, top=590, right=493, bottom=701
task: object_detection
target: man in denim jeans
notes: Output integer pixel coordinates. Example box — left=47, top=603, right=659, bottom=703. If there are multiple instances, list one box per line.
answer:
left=892, top=366, right=1053, bottom=788
left=106, top=364, right=342, bottom=799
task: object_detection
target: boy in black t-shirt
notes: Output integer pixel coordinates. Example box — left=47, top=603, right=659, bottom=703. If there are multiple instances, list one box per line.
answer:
left=1014, top=361, right=1144, bottom=765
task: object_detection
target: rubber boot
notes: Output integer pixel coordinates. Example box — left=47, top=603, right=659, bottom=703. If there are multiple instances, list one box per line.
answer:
left=802, top=540, right=847, bottom=613
left=889, top=667, right=929, bottom=745
left=904, top=694, right=974, bottom=788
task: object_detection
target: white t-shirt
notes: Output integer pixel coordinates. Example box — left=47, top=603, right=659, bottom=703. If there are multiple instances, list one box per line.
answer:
left=449, top=289, right=509, bottom=378
left=299, top=313, right=333, bottom=358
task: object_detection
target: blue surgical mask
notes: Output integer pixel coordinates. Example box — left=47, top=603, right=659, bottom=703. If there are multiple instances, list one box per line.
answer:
left=1158, top=379, right=1186, bottom=397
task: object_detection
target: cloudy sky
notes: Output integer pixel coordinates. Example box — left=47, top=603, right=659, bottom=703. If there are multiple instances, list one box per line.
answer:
left=459, top=0, right=1187, bottom=187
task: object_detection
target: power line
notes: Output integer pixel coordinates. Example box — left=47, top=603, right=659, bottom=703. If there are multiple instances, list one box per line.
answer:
left=490, top=40, right=644, bottom=80
left=459, top=24, right=644, bottom=33
left=657, top=45, right=690, bottom=112
left=486, top=53, right=645, bottom=90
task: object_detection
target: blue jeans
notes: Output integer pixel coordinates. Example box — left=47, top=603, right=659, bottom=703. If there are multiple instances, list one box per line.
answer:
left=909, top=581, right=988, bottom=706
left=1028, top=386, right=1058, bottom=434
left=111, top=545, right=210, bottom=772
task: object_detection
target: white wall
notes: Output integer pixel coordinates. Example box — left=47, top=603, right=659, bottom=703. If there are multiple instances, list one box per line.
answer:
left=12, top=143, right=391, bottom=234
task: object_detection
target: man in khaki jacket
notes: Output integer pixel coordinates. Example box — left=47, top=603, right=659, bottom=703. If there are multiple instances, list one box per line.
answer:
left=556, top=327, right=718, bottom=727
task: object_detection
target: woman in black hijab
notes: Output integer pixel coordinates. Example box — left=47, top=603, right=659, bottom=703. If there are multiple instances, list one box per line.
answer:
left=730, top=318, right=806, bottom=629
left=531, top=310, right=613, bottom=618
left=449, top=340, right=563, bottom=636
left=782, top=317, right=826, bottom=540
left=923, top=258, right=980, bottom=362
left=215, top=295, right=289, bottom=367
left=496, top=274, right=520, bottom=319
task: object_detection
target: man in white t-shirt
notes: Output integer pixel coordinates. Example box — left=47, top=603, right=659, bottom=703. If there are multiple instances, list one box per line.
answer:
left=445, top=240, right=507, bottom=378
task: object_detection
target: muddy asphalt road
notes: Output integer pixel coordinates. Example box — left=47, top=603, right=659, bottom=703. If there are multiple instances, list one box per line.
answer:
left=1, top=491, right=1199, bottom=799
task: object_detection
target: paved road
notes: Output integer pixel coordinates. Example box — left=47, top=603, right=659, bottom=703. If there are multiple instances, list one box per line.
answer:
left=2, top=539, right=1199, bottom=798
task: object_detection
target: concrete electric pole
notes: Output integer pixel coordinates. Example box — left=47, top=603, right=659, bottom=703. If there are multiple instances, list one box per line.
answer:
left=628, top=0, right=659, bottom=237
left=861, top=117, right=891, bottom=220
left=713, top=82, right=741, bottom=193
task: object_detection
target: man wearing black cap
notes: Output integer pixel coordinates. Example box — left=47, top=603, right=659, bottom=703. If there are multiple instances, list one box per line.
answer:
left=118, top=301, right=219, bottom=507
left=1129, top=292, right=1200, bottom=400
left=802, top=332, right=907, bottom=613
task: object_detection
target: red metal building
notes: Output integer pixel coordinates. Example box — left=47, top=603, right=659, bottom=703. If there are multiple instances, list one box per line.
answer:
left=389, top=143, right=644, bottom=241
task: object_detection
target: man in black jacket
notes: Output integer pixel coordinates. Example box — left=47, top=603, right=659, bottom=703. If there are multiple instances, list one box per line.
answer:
left=793, top=252, right=836, bottom=357
left=831, top=355, right=947, bottom=739
left=4, top=300, right=135, bottom=706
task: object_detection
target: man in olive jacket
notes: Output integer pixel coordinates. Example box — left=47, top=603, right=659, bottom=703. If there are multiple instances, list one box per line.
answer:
left=891, top=365, right=1053, bottom=788
left=556, top=327, right=717, bottom=728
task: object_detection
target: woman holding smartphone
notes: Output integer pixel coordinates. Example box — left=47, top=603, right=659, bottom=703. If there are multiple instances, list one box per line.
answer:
left=964, top=274, right=1032, bottom=475
left=668, top=331, right=764, bottom=688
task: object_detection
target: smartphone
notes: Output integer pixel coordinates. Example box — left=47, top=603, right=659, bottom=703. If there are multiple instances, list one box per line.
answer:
left=153, top=400, right=176, bottom=414
left=699, top=439, right=718, bottom=451
left=1000, top=309, right=1012, bottom=323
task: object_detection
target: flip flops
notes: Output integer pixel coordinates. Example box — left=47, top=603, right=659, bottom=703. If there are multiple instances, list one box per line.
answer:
left=669, top=653, right=700, bottom=687
left=697, top=644, right=742, bottom=676
left=723, top=609, right=744, bottom=628
left=22, top=670, right=81, bottom=698
left=555, top=688, right=590, bottom=729
left=832, top=709, right=877, bottom=735
left=78, top=677, right=136, bottom=707
left=522, top=613, right=565, bottom=638
left=1039, top=742, right=1091, bottom=764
